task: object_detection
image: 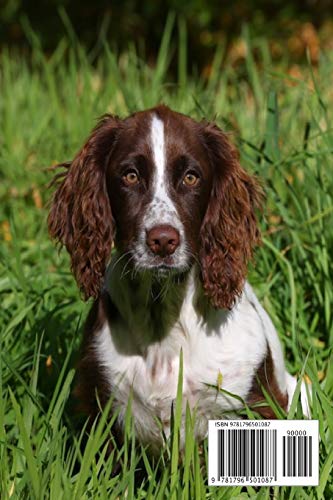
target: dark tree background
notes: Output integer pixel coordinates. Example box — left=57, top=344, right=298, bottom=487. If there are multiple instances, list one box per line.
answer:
left=1, top=0, right=333, bottom=71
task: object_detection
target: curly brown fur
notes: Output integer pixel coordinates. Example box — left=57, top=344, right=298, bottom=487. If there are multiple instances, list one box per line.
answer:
left=48, top=115, right=120, bottom=299
left=199, top=122, right=262, bottom=309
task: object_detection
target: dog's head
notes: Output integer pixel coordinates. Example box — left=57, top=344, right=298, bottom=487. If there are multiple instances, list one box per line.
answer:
left=48, top=105, right=261, bottom=309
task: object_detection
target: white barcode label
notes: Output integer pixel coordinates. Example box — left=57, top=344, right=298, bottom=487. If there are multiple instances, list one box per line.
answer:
left=208, top=420, right=318, bottom=486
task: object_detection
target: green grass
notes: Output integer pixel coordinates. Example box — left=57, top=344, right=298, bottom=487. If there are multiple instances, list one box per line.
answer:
left=1, top=21, right=333, bottom=499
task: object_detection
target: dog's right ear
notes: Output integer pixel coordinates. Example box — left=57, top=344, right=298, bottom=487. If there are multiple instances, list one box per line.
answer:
left=48, top=115, right=120, bottom=300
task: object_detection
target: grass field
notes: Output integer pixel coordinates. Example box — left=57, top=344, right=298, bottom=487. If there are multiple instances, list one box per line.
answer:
left=1, top=22, right=333, bottom=499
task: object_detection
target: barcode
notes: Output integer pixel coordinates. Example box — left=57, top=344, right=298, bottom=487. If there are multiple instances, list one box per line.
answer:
left=217, top=429, right=277, bottom=480
left=283, top=435, right=312, bottom=477
left=208, top=420, right=319, bottom=486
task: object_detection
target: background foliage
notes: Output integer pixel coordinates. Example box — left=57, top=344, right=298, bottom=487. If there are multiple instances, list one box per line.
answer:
left=1, top=0, right=333, bottom=71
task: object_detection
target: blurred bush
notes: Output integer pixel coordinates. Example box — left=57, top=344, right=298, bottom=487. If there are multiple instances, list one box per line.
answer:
left=1, top=0, right=333, bottom=72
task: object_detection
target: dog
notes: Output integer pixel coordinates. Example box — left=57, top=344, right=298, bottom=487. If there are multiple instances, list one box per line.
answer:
left=48, top=105, right=308, bottom=455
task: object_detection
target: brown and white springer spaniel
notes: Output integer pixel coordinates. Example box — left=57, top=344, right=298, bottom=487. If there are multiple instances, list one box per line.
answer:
left=48, top=105, right=308, bottom=454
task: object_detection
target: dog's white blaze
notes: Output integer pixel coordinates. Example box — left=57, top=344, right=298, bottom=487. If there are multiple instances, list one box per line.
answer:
left=151, top=115, right=165, bottom=185
left=149, top=115, right=177, bottom=214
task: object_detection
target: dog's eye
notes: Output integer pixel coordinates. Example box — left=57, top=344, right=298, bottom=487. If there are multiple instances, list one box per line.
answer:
left=123, top=170, right=139, bottom=186
left=183, top=172, right=199, bottom=187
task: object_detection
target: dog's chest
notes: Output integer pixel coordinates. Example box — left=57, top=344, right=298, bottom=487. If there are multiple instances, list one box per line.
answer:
left=94, top=305, right=266, bottom=449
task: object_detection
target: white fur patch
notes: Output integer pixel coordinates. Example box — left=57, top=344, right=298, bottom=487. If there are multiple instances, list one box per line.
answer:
left=285, top=372, right=311, bottom=417
left=147, top=115, right=180, bottom=224
left=150, top=115, right=166, bottom=199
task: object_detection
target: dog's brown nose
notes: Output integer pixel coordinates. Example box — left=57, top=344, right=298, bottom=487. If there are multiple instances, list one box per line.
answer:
left=146, top=225, right=180, bottom=257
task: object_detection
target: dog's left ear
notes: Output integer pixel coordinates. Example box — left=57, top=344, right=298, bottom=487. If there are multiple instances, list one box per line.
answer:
left=199, top=122, right=262, bottom=309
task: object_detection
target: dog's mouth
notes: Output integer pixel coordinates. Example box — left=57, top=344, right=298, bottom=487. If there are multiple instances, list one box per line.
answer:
left=153, top=263, right=178, bottom=277
left=132, top=251, right=191, bottom=277
left=144, top=256, right=186, bottom=273
left=152, top=255, right=176, bottom=267
left=150, top=264, right=189, bottom=286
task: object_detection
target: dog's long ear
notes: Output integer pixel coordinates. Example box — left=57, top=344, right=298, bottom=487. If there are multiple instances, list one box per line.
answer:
left=48, top=115, right=120, bottom=300
left=199, top=122, right=262, bottom=309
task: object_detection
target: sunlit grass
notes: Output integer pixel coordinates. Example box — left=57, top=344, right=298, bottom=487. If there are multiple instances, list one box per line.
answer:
left=0, top=18, right=332, bottom=498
